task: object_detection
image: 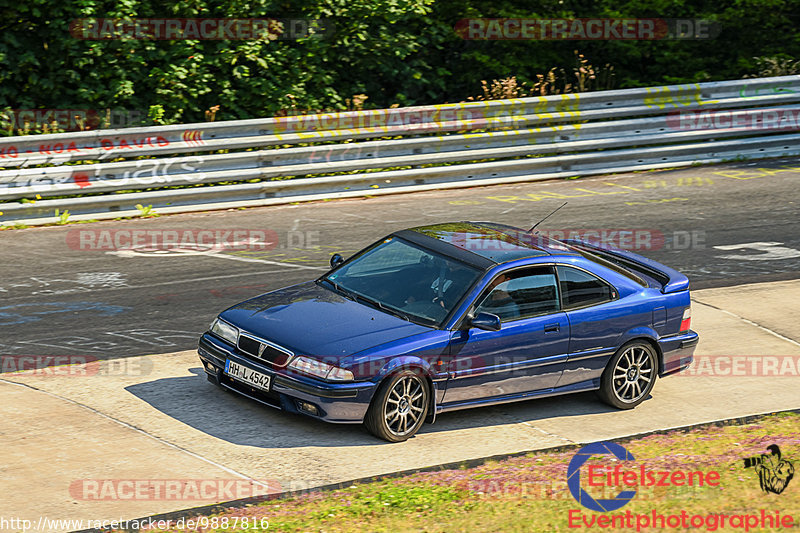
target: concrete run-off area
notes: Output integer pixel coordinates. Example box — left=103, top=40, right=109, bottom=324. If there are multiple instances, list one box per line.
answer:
left=1, top=279, right=799, bottom=529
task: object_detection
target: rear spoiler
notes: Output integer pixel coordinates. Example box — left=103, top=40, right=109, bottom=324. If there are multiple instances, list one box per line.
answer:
left=561, top=239, right=690, bottom=294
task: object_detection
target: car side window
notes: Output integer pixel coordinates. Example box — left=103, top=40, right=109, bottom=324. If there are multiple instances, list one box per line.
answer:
left=475, top=267, right=560, bottom=322
left=557, top=266, right=615, bottom=310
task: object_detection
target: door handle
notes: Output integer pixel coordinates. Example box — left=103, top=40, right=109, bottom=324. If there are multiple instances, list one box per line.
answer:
left=544, top=323, right=560, bottom=333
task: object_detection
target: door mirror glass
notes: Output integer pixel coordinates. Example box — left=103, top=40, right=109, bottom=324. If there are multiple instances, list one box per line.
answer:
left=470, top=312, right=501, bottom=331
left=330, top=253, right=345, bottom=269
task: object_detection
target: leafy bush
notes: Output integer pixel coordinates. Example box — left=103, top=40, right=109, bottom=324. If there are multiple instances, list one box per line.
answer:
left=1, top=0, right=798, bottom=124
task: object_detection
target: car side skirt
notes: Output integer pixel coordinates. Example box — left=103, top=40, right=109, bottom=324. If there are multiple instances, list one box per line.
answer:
left=436, top=378, right=599, bottom=413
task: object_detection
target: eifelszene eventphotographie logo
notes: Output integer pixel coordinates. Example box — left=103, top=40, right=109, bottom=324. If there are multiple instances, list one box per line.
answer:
left=565, top=440, right=795, bottom=531
left=568, top=441, right=638, bottom=512
left=567, top=441, right=720, bottom=511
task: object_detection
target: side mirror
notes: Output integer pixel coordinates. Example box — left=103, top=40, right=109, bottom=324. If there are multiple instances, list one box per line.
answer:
left=470, top=312, right=501, bottom=332
left=330, top=253, right=345, bottom=269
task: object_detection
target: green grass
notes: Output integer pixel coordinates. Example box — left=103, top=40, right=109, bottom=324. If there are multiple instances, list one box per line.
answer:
left=132, top=412, right=800, bottom=533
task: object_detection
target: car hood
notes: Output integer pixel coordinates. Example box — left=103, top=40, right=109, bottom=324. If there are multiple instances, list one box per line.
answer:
left=219, top=281, right=431, bottom=358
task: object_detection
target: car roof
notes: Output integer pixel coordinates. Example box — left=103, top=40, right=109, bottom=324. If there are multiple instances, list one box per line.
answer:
left=397, top=221, right=579, bottom=265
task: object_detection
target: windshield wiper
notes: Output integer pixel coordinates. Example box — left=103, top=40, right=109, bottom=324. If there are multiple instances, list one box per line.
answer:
left=350, top=292, right=411, bottom=322
left=319, top=278, right=356, bottom=301
left=320, top=278, right=423, bottom=324
left=369, top=298, right=411, bottom=322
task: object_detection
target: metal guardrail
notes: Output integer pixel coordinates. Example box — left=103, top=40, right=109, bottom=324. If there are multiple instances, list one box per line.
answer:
left=1, top=75, right=799, bottom=225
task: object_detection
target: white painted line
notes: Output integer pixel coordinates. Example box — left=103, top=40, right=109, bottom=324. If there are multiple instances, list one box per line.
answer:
left=108, top=248, right=328, bottom=271
left=0, top=269, right=305, bottom=302
left=206, top=253, right=328, bottom=271
left=713, top=242, right=800, bottom=261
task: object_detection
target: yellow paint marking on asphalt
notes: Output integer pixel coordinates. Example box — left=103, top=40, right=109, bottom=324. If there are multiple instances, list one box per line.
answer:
left=624, top=197, right=689, bottom=206
left=642, top=177, right=715, bottom=188
left=485, top=185, right=638, bottom=204
left=676, top=176, right=714, bottom=186
left=448, top=200, right=483, bottom=205
left=466, top=165, right=799, bottom=207
left=713, top=166, right=800, bottom=180
left=603, top=182, right=641, bottom=191
left=571, top=187, right=629, bottom=196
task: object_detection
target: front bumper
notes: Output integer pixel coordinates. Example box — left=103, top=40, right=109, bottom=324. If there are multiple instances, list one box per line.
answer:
left=198, top=333, right=376, bottom=423
left=658, top=330, right=699, bottom=377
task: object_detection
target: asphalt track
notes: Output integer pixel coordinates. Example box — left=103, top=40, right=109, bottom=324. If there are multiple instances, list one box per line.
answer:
left=1, top=159, right=799, bottom=359
left=2, top=159, right=800, bottom=529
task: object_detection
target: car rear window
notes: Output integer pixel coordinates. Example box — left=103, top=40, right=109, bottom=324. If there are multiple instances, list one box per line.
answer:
left=564, top=244, right=648, bottom=287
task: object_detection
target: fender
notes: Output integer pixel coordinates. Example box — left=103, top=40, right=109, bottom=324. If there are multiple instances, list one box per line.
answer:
left=374, top=354, right=437, bottom=381
left=374, top=355, right=439, bottom=424
left=618, top=326, right=663, bottom=368
left=619, top=325, right=660, bottom=347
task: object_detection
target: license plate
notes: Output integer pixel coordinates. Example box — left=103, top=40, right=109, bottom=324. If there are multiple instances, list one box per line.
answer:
left=225, top=359, right=271, bottom=392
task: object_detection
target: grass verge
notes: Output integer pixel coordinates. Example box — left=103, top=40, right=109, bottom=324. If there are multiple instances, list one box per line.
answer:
left=127, top=412, right=800, bottom=532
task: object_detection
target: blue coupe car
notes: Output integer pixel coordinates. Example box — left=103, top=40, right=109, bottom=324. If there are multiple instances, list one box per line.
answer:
left=198, top=222, right=698, bottom=442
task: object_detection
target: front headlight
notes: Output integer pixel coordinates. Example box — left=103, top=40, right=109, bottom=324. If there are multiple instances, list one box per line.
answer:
left=288, top=356, right=354, bottom=381
left=210, top=317, right=239, bottom=345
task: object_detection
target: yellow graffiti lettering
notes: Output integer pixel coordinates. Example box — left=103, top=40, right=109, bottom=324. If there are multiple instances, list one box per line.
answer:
left=533, top=97, right=549, bottom=115
left=644, top=84, right=718, bottom=110
left=676, top=177, right=714, bottom=186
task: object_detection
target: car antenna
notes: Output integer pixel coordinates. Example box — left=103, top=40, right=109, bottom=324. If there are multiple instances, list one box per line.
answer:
left=528, top=201, right=568, bottom=234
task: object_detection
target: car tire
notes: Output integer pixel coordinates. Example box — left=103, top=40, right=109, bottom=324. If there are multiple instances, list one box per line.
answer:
left=364, top=369, right=429, bottom=442
left=597, top=341, right=658, bottom=409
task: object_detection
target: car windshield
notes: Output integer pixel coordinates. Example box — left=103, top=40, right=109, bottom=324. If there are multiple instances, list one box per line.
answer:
left=320, top=236, right=482, bottom=327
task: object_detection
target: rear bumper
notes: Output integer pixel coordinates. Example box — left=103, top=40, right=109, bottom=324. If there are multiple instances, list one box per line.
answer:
left=658, top=330, right=699, bottom=377
left=198, top=333, right=375, bottom=423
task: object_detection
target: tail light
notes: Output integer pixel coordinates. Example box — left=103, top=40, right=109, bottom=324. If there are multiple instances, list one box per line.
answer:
left=679, top=307, right=691, bottom=333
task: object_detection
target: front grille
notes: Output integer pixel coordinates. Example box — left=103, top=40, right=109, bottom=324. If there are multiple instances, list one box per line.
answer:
left=237, top=333, right=292, bottom=367
left=237, top=335, right=261, bottom=356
